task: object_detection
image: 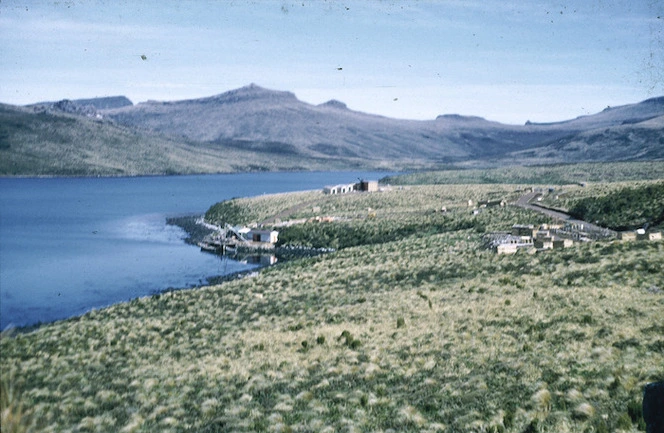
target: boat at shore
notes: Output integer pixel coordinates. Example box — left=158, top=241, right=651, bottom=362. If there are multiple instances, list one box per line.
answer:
left=198, top=240, right=238, bottom=254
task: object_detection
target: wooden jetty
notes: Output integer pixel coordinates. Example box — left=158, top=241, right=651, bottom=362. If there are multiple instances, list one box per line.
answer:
left=198, top=223, right=277, bottom=254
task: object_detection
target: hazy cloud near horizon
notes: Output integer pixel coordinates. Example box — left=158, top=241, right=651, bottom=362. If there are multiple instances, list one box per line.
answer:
left=0, top=0, right=662, bottom=124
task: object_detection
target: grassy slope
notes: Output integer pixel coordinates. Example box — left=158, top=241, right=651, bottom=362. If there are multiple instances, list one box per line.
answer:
left=384, top=162, right=664, bottom=185
left=567, top=182, right=664, bottom=231
left=2, top=171, right=663, bottom=432
left=0, top=105, right=403, bottom=176
left=0, top=105, right=229, bottom=176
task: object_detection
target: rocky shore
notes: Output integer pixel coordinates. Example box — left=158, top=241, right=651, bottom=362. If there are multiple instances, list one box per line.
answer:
left=165, top=215, right=215, bottom=245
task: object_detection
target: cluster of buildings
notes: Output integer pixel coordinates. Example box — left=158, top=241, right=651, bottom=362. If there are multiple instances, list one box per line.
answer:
left=323, top=179, right=379, bottom=195
left=485, top=224, right=574, bottom=255
left=487, top=224, right=662, bottom=255
left=618, top=229, right=662, bottom=242
left=199, top=225, right=279, bottom=253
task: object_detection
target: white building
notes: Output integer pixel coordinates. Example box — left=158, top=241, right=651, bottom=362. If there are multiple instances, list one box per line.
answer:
left=247, top=229, right=279, bottom=244
left=323, top=183, right=356, bottom=195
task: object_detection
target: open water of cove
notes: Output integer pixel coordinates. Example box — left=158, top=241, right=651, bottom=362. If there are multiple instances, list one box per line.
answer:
left=0, top=171, right=392, bottom=329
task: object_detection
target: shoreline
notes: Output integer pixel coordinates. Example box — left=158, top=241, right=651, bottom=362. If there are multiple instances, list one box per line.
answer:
left=0, top=171, right=391, bottom=333
left=4, top=207, right=332, bottom=334
left=166, top=214, right=334, bottom=281
left=165, top=214, right=215, bottom=246
left=4, top=216, right=249, bottom=334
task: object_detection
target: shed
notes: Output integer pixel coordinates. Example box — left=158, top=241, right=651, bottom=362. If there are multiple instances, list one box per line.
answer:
left=247, top=229, right=279, bottom=244
left=619, top=231, right=637, bottom=241
left=478, top=199, right=506, bottom=208
left=512, top=224, right=536, bottom=237
left=497, top=244, right=518, bottom=255
left=486, top=233, right=533, bottom=254
left=357, top=180, right=379, bottom=192
left=534, top=239, right=553, bottom=250
left=553, top=239, right=573, bottom=249
left=323, top=183, right=356, bottom=195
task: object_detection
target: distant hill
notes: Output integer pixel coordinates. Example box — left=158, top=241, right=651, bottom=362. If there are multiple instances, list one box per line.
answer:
left=101, top=84, right=560, bottom=163
left=0, top=104, right=214, bottom=176
left=505, top=114, right=664, bottom=164
left=0, top=103, right=378, bottom=176
left=103, top=84, right=664, bottom=165
left=1, top=85, right=662, bottom=176
left=32, top=96, right=133, bottom=111
left=20, top=96, right=134, bottom=121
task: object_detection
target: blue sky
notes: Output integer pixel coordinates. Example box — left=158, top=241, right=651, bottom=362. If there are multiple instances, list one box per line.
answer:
left=1, top=0, right=662, bottom=124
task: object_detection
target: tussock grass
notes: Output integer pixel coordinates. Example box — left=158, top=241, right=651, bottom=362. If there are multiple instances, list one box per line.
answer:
left=2, top=180, right=663, bottom=432
left=384, top=161, right=664, bottom=185
left=1, top=367, right=36, bottom=433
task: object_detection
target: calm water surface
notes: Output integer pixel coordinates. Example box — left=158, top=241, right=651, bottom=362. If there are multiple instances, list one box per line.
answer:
left=0, top=172, right=391, bottom=329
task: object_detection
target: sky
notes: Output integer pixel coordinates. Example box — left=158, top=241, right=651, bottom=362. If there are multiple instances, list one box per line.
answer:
left=0, top=0, right=662, bottom=124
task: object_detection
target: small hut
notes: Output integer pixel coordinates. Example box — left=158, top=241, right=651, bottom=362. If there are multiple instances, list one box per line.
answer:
left=357, top=180, right=379, bottom=192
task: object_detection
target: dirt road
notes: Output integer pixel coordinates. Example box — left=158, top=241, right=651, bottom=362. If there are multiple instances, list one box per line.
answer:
left=515, top=192, right=616, bottom=238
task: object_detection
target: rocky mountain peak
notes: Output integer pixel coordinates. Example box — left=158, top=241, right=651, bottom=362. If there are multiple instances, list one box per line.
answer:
left=52, top=99, right=98, bottom=117
left=640, top=96, right=664, bottom=106
left=28, top=96, right=132, bottom=116
left=435, top=113, right=486, bottom=122
left=76, top=96, right=133, bottom=110
left=319, top=99, right=348, bottom=110
left=203, top=83, right=297, bottom=105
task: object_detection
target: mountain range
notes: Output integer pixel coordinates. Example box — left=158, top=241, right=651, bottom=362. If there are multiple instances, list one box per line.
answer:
left=1, top=84, right=663, bottom=176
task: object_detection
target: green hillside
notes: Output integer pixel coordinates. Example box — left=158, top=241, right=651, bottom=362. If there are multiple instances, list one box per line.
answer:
left=3, top=173, right=662, bottom=432
left=568, top=181, right=664, bottom=231
left=383, top=162, right=664, bottom=185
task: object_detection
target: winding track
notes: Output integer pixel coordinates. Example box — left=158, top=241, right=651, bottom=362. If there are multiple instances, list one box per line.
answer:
left=514, top=192, right=616, bottom=237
